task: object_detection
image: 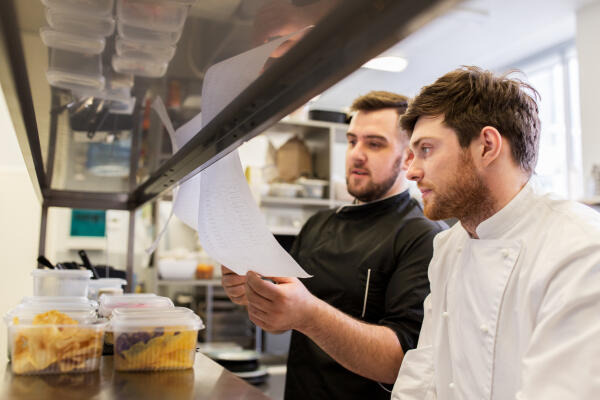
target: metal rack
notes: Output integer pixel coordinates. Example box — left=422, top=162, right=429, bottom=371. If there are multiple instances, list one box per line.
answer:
left=0, top=0, right=459, bottom=288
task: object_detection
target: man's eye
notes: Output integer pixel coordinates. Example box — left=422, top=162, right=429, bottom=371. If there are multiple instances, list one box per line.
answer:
left=348, top=140, right=356, bottom=146
left=369, top=142, right=383, bottom=149
left=421, top=146, right=432, bottom=155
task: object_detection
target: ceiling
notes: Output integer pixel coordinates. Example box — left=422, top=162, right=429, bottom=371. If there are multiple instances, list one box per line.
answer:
left=313, top=0, right=598, bottom=111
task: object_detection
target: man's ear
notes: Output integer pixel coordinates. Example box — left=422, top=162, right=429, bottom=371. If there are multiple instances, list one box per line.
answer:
left=401, top=148, right=413, bottom=171
left=476, top=126, right=502, bottom=168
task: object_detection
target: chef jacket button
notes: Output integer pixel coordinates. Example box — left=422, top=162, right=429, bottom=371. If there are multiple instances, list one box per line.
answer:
left=502, top=249, right=510, bottom=258
left=448, top=382, right=455, bottom=389
left=442, top=311, right=449, bottom=318
left=480, top=324, right=489, bottom=333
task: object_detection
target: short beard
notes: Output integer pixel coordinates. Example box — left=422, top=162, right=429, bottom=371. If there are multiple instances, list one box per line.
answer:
left=424, top=150, right=495, bottom=227
left=347, top=155, right=403, bottom=203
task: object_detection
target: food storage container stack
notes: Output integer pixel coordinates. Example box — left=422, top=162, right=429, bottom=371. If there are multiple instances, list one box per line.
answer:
left=4, top=296, right=106, bottom=375
left=98, top=293, right=173, bottom=318
left=110, top=307, right=204, bottom=371
left=40, top=0, right=116, bottom=91
left=113, top=0, right=196, bottom=77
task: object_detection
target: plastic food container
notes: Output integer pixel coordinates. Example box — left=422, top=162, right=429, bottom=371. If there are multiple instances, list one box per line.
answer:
left=112, top=54, right=169, bottom=78
left=46, top=8, right=115, bottom=37
left=116, top=37, right=176, bottom=62
left=110, top=307, right=203, bottom=371
left=6, top=310, right=107, bottom=375
left=296, top=178, right=329, bottom=199
left=88, top=278, right=128, bottom=300
left=40, top=27, right=105, bottom=54
left=41, top=0, right=115, bottom=17
left=157, top=258, right=197, bottom=280
left=117, top=21, right=183, bottom=45
left=117, top=0, right=190, bottom=32
left=31, top=269, right=92, bottom=297
left=98, top=294, right=172, bottom=318
left=47, top=48, right=105, bottom=91
left=269, top=183, right=303, bottom=198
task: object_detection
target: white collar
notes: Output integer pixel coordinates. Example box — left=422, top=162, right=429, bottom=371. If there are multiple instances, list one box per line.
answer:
left=474, top=180, right=535, bottom=240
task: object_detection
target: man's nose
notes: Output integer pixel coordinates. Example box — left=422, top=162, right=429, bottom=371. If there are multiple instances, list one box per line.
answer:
left=350, top=143, right=367, bottom=163
left=406, top=158, right=423, bottom=182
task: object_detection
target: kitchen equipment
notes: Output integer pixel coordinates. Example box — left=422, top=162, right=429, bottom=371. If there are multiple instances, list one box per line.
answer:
left=88, top=278, right=127, bottom=300
left=296, top=177, right=329, bottom=199
left=79, top=250, right=100, bottom=279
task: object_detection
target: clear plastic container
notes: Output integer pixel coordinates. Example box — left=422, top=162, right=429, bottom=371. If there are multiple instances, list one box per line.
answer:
left=41, top=0, right=115, bottom=17
left=112, top=54, right=169, bottom=78
left=46, top=8, right=115, bottom=37
left=117, top=0, right=190, bottom=32
left=117, top=21, right=182, bottom=45
left=40, top=27, right=106, bottom=54
left=98, top=294, right=172, bottom=318
left=47, top=48, right=105, bottom=91
left=110, top=307, right=203, bottom=371
left=116, top=37, right=176, bottom=62
left=88, top=278, right=128, bottom=300
left=7, top=313, right=107, bottom=375
left=31, top=269, right=92, bottom=297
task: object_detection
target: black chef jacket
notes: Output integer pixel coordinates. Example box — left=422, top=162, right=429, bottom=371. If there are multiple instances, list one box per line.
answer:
left=284, top=190, right=445, bottom=400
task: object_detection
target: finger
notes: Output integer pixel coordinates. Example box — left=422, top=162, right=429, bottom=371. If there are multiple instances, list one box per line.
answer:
left=246, top=271, right=281, bottom=301
left=265, top=276, right=297, bottom=285
left=247, top=305, right=270, bottom=330
left=245, top=283, right=272, bottom=313
left=224, top=284, right=246, bottom=299
left=230, top=294, right=248, bottom=306
left=221, top=265, right=236, bottom=275
left=222, top=273, right=246, bottom=288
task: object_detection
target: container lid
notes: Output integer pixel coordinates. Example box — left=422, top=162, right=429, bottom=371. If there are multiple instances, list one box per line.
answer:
left=88, top=278, right=127, bottom=288
left=40, top=27, right=106, bottom=55
left=31, top=269, right=92, bottom=278
left=98, top=294, right=173, bottom=317
left=110, top=306, right=203, bottom=330
left=46, top=8, right=115, bottom=37
left=21, top=296, right=97, bottom=308
left=4, top=301, right=97, bottom=324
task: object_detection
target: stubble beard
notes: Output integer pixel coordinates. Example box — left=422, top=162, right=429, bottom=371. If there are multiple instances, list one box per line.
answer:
left=423, top=151, right=495, bottom=225
left=346, top=155, right=403, bottom=203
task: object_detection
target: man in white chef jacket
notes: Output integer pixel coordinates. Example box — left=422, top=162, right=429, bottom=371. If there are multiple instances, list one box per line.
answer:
left=391, top=66, right=600, bottom=399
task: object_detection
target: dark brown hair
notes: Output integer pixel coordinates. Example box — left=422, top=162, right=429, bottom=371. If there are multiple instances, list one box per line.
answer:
left=350, top=91, right=409, bottom=115
left=401, top=66, right=541, bottom=174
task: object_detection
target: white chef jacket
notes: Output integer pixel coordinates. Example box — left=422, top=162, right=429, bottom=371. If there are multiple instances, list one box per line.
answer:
left=392, top=181, right=600, bottom=400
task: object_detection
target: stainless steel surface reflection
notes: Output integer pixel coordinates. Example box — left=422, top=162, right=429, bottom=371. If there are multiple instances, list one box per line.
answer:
left=1, top=354, right=271, bottom=400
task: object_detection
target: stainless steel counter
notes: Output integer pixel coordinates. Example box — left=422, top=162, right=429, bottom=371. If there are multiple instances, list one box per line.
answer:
left=0, top=354, right=271, bottom=400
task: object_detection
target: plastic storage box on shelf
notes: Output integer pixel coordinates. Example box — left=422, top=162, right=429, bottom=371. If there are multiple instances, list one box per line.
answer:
left=112, top=54, right=169, bottom=78
left=110, top=307, right=204, bottom=371
left=117, top=0, right=190, bottom=32
left=116, top=37, right=176, bottom=62
left=6, top=311, right=107, bottom=375
left=269, top=182, right=303, bottom=198
left=45, top=8, right=115, bottom=37
left=117, top=21, right=183, bottom=45
left=41, top=0, right=115, bottom=17
left=40, top=27, right=106, bottom=54
left=296, top=177, right=329, bottom=199
left=31, top=269, right=92, bottom=297
left=157, top=258, right=197, bottom=280
left=98, top=294, right=172, bottom=318
left=88, top=278, right=128, bottom=300
left=47, top=48, right=105, bottom=91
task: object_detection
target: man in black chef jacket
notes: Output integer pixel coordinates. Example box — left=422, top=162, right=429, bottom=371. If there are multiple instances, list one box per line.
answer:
left=222, top=91, right=445, bottom=399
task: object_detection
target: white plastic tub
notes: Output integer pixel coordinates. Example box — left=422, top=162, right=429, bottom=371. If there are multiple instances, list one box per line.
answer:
left=112, top=54, right=169, bottom=78
left=98, top=294, right=172, bottom=318
left=45, top=8, right=115, bottom=37
left=88, top=278, right=128, bottom=300
left=117, top=21, right=182, bottom=45
left=47, top=48, right=105, bottom=91
left=110, top=307, right=203, bottom=371
left=116, top=37, right=176, bottom=62
left=269, top=183, right=303, bottom=198
left=41, top=0, right=115, bottom=17
left=31, top=269, right=92, bottom=297
left=117, top=0, right=190, bottom=32
left=157, top=258, right=197, bottom=280
left=40, top=27, right=105, bottom=54
left=297, top=177, right=329, bottom=199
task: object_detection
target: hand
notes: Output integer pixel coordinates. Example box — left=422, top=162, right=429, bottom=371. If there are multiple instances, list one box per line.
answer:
left=245, top=271, right=317, bottom=332
left=221, top=265, right=248, bottom=305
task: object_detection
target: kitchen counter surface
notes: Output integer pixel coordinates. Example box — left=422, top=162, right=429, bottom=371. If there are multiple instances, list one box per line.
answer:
left=0, top=353, right=271, bottom=400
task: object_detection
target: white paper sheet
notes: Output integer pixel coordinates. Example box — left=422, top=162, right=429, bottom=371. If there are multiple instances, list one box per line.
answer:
left=196, top=33, right=310, bottom=278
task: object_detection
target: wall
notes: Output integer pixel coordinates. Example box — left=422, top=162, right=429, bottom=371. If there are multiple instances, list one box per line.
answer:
left=576, top=1, right=600, bottom=196
left=0, top=82, right=41, bottom=361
